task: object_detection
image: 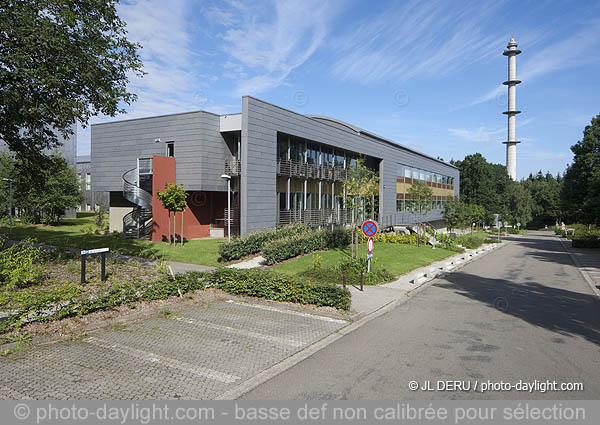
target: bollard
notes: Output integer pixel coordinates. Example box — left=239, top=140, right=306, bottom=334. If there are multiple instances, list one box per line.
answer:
left=101, top=252, right=106, bottom=281
left=360, top=269, right=364, bottom=292
left=343, top=274, right=346, bottom=290
left=81, top=254, right=86, bottom=284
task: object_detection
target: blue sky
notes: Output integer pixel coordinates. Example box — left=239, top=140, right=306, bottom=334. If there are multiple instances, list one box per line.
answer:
left=78, top=0, right=600, bottom=180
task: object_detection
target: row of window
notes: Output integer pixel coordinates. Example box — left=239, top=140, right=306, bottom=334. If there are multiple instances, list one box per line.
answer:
left=397, top=164, right=455, bottom=187
left=277, top=132, right=378, bottom=171
left=77, top=203, right=100, bottom=212
left=397, top=199, right=452, bottom=212
left=79, top=172, right=91, bottom=191
left=278, top=192, right=342, bottom=211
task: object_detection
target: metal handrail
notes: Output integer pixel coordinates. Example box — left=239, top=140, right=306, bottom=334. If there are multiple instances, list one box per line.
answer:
left=276, top=159, right=349, bottom=181
left=122, top=168, right=152, bottom=210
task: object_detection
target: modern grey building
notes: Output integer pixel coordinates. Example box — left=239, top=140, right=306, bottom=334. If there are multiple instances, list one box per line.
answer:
left=0, top=124, right=77, bottom=166
left=91, top=97, right=459, bottom=239
left=76, top=155, right=109, bottom=212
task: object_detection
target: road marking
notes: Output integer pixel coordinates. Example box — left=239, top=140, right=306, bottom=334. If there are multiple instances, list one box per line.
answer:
left=172, top=316, right=305, bottom=348
left=83, top=337, right=240, bottom=384
left=224, top=300, right=349, bottom=325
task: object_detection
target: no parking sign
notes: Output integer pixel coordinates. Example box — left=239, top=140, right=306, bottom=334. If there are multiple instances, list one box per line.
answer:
left=362, top=220, right=377, bottom=272
left=361, top=220, right=378, bottom=237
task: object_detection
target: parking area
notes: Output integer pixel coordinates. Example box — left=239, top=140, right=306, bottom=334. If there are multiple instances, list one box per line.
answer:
left=0, top=299, right=349, bottom=399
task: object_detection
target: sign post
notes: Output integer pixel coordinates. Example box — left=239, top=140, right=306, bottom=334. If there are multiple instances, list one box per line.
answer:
left=362, top=220, right=378, bottom=273
left=367, top=237, right=374, bottom=272
left=497, top=214, right=502, bottom=241
left=80, top=248, right=110, bottom=284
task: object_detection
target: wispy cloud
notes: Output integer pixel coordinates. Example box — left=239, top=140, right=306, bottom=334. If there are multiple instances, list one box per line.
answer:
left=77, top=0, right=233, bottom=155
left=463, top=21, right=600, bottom=109
left=448, top=116, right=534, bottom=144
left=209, top=0, right=342, bottom=96
left=448, top=126, right=505, bottom=144
left=328, top=0, right=506, bottom=84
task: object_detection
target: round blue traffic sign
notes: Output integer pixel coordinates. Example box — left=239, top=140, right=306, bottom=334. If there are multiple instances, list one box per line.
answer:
left=362, top=220, right=378, bottom=237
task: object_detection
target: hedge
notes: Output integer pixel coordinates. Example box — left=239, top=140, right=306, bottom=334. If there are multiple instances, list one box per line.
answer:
left=0, top=272, right=207, bottom=334
left=205, top=267, right=351, bottom=310
left=218, top=223, right=307, bottom=262
left=572, top=234, right=600, bottom=248
left=262, top=228, right=352, bottom=265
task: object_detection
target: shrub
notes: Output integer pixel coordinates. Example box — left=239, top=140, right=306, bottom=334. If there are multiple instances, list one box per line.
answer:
left=218, top=223, right=307, bottom=262
left=363, top=232, right=427, bottom=245
left=95, top=206, right=109, bottom=232
left=204, top=267, right=351, bottom=310
left=1, top=271, right=208, bottom=333
left=295, top=255, right=395, bottom=286
left=312, top=253, right=322, bottom=270
left=0, top=240, right=46, bottom=289
left=262, top=228, right=352, bottom=264
left=456, top=234, right=485, bottom=249
left=572, top=234, right=600, bottom=249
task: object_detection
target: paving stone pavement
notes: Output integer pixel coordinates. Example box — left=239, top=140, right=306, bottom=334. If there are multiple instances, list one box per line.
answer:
left=0, top=299, right=348, bottom=399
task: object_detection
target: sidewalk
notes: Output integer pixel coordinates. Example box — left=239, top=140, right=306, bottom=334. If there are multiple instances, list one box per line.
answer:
left=558, top=237, right=600, bottom=299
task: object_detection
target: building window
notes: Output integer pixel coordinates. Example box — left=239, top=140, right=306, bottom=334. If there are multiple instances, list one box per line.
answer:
left=85, top=173, right=91, bottom=191
left=166, top=142, right=174, bottom=157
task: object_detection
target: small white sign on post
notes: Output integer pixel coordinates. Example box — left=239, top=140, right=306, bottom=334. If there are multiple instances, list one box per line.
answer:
left=367, top=237, right=374, bottom=272
left=80, top=248, right=110, bottom=284
left=80, top=247, right=110, bottom=256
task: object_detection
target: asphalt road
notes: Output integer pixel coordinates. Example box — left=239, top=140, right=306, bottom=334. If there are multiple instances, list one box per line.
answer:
left=242, top=232, right=600, bottom=399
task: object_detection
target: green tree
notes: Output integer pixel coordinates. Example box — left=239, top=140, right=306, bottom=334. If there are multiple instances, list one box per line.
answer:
left=341, top=158, right=379, bottom=258
left=501, top=181, right=533, bottom=228
left=453, top=153, right=511, bottom=219
left=522, top=171, right=563, bottom=228
left=443, top=199, right=462, bottom=232
left=157, top=182, right=188, bottom=246
left=407, top=180, right=433, bottom=246
left=0, top=0, right=143, bottom=164
left=1, top=151, right=82, bottom=223
left=35, top=153, right=83, bottom=222
left=0, top=152, right=16, bottom=219
left=562, top=114, right=600, bottom=225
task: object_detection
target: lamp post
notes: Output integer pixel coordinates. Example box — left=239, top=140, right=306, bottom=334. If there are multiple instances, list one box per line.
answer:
left=2, top=178, right=12, bottom=235
left=220, top=174, right=231, bottom=242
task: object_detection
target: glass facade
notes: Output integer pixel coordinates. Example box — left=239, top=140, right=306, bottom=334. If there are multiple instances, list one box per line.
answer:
left=275, top=132, right=378, bottom=226
left=396, top=164, right=455, bottom=212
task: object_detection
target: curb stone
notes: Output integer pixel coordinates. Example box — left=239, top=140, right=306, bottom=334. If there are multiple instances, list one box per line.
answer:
left=557, top=237, right=600, bottom=300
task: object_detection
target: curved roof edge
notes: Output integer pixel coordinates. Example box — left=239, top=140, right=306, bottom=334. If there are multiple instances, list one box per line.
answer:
left=305, top=115, right=362, bottom=134
left=305, top=114, right=457, bottom=170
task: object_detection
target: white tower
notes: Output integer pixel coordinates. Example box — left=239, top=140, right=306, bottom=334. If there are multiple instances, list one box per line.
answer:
left=503, top=37, right=521, bottom=180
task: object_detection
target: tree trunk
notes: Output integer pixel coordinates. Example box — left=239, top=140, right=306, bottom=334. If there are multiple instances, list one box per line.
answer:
left=173, top=212, right=176, bottom=246
left=167, top=211, right=171, bottom=245
left=181, top=210, right=184, bottom=247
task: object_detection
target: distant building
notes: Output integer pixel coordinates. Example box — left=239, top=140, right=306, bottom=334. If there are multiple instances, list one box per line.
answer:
left=1, top=125, right=78, bottom=218
left=0, top=124, right=77, bottom=166
left=76, top=155, right=109, bottom=212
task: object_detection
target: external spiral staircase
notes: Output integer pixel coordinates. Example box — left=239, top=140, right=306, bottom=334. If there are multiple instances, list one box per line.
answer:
left=122, top=167, right=153, bottom=238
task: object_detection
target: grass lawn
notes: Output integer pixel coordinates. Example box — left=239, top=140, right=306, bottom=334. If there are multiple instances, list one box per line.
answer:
left=1, top=216, right=224, bottom=266
left=272, top=243, right=457, bottom=278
